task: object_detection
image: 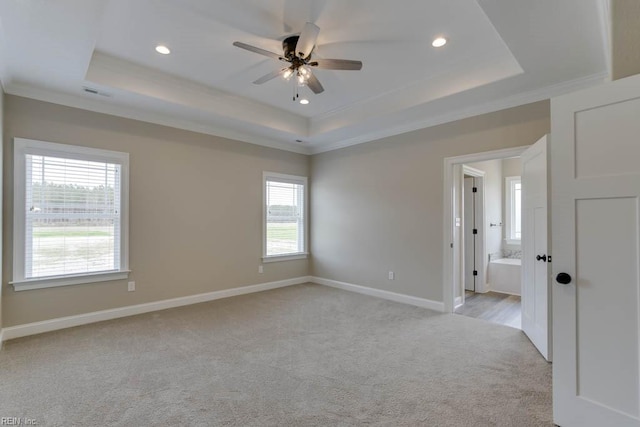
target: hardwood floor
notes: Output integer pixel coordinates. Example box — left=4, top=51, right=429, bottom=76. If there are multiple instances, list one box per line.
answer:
left=454, top=291, right=521, bottom=329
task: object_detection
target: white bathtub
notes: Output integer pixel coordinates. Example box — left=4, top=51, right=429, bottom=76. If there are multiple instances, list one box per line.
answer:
left=488, top=258, right=521, bottom=295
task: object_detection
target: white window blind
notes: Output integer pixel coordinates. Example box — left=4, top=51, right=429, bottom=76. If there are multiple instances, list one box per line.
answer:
left=13, top=138, right=129, bottom=290
left=25, top=155, right=121, bottom=278
left=264, top=174, right=307, bottom=258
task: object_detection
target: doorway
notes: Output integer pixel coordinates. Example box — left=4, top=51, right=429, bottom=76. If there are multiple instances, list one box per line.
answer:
left=455, top=157, right=523, bottom=329
left=443, top=139, right=551, bottom=360
left=443, top=146, right=527, bottom=312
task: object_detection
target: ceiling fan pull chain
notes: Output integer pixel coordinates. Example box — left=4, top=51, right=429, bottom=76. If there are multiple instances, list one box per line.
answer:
left=292, top=78, right=299, bottom=102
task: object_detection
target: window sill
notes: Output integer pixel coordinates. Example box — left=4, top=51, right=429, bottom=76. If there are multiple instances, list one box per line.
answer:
left=10, top=270, right=131, bottom=291
left=505, top=239, right=521, bottom=246
left=262, top=253, right=309, bottom=263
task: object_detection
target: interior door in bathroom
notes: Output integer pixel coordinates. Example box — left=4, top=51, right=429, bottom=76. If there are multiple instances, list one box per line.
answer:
left=464, top=176, right=476, bottom=291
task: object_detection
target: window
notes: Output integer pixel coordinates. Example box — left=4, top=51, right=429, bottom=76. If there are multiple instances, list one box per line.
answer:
left=263, top=172, right=307, bottom=262
left=12, top=138, right=129, bottom=290
left=505, top=176, right=521, bottom=245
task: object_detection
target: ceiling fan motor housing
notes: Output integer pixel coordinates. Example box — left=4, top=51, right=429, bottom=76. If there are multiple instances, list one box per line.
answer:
left=283, top=35, right=304, bottom=60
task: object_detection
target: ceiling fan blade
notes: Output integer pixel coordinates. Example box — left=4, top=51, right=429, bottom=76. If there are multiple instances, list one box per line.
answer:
left=253, top=68, right=288, bottom=85
left=233, top=41, right=284, bottom=61
left=309, top=59, right=363, bottom=70
left=296, top=22, right=320, bottom=58
left=306, top=72, right=324, bottom=94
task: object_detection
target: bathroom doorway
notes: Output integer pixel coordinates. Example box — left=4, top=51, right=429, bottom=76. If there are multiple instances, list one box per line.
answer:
left=456, top=156, right=522, bottom=329
left=444, top=148, right=526, bottom=329
left=444, top=140, right=551, bottom=359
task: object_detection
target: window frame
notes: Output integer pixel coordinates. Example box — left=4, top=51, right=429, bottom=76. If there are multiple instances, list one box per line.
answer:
left=262, top=172, right=308, bottom=263
left=11, top=138, right=130, bottom=291
left=504, top=175, right=521, bottom=246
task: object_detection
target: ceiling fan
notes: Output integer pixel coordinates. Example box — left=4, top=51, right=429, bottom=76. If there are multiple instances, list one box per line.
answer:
left=233, top=22, right=363, bottom=100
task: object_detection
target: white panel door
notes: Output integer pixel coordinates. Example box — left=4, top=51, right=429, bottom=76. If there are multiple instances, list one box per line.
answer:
left=464, top=177, right=476, bottom=291
left=552, top=73, right=640, bottom=427
left=521, top=135, right=550, bottom=361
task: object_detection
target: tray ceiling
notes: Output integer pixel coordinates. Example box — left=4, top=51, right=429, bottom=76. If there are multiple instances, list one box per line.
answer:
left=0, top=0, right=609, bottom=154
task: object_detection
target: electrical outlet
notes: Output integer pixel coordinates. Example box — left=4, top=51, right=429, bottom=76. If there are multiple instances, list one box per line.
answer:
left=258, top=265, right=264, bottom=274
left=128, top=281, right=135, bottom=292
left=388, top=271, right=395, bottom=280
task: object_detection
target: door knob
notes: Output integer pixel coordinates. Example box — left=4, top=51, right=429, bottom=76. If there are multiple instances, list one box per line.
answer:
left=556, top=273, right=572, bottom=284
left=536, top=254, right=547, bottom=262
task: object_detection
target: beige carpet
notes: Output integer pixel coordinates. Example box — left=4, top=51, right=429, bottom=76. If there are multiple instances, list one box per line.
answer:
left=0, top=283, right=552, bottom=426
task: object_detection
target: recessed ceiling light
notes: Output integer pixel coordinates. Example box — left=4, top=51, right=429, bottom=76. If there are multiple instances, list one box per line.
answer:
left=155, top=45, right=171, bottom=55
left=299, top=98, right=310, bottom=105
left=432, top=37, right=447, bottom=48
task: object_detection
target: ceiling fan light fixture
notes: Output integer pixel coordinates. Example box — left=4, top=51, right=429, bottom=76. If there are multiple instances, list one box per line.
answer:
left=283, top=69, right=294, bottom=80
left=297, top=72, right=307, bottom=86
left=155, top=45, right=171, bottom=55
left=432, top=37, right=447, bottom=48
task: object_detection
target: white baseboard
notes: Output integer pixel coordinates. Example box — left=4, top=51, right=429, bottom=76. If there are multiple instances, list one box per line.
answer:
left=0, top=276, right=444, bottom=343
left=310, top=277, right=444, bottom=312
left=454, top=296, right=463, bottom=309
left=0, top=276, right=311, bottom=343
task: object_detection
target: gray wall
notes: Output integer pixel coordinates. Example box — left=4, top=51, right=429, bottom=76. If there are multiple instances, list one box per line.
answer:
left=502, top=157, right=522, bottom=178
left=612, top=0, right=640, bottom=80
left=2, top=96, right=310, bottom=327
left=310, top=101, right=550, bottom=302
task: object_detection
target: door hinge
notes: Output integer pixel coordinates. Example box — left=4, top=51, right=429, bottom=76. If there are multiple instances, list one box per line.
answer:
left=473, top=270, right=478, bottom=276
left=472, top=229, right=478, bottom=234
left=472, top=187, right=477, bottom=193
left=450, top=243, right=454, bottom=248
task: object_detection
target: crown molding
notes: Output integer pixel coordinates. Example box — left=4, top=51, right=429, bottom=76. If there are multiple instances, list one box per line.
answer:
left=4, top=70, right=608, bottom=157
left=87, top=52, right=309, bottom=137
left=309, top=71, right=608, bottom=154
left=4, top=82, right=312, bottom=155
left=310, top=51, right=523, bottom=137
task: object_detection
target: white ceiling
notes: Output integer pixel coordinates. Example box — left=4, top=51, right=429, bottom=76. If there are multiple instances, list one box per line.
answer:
left=0, top=0, right=609, bottom=154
